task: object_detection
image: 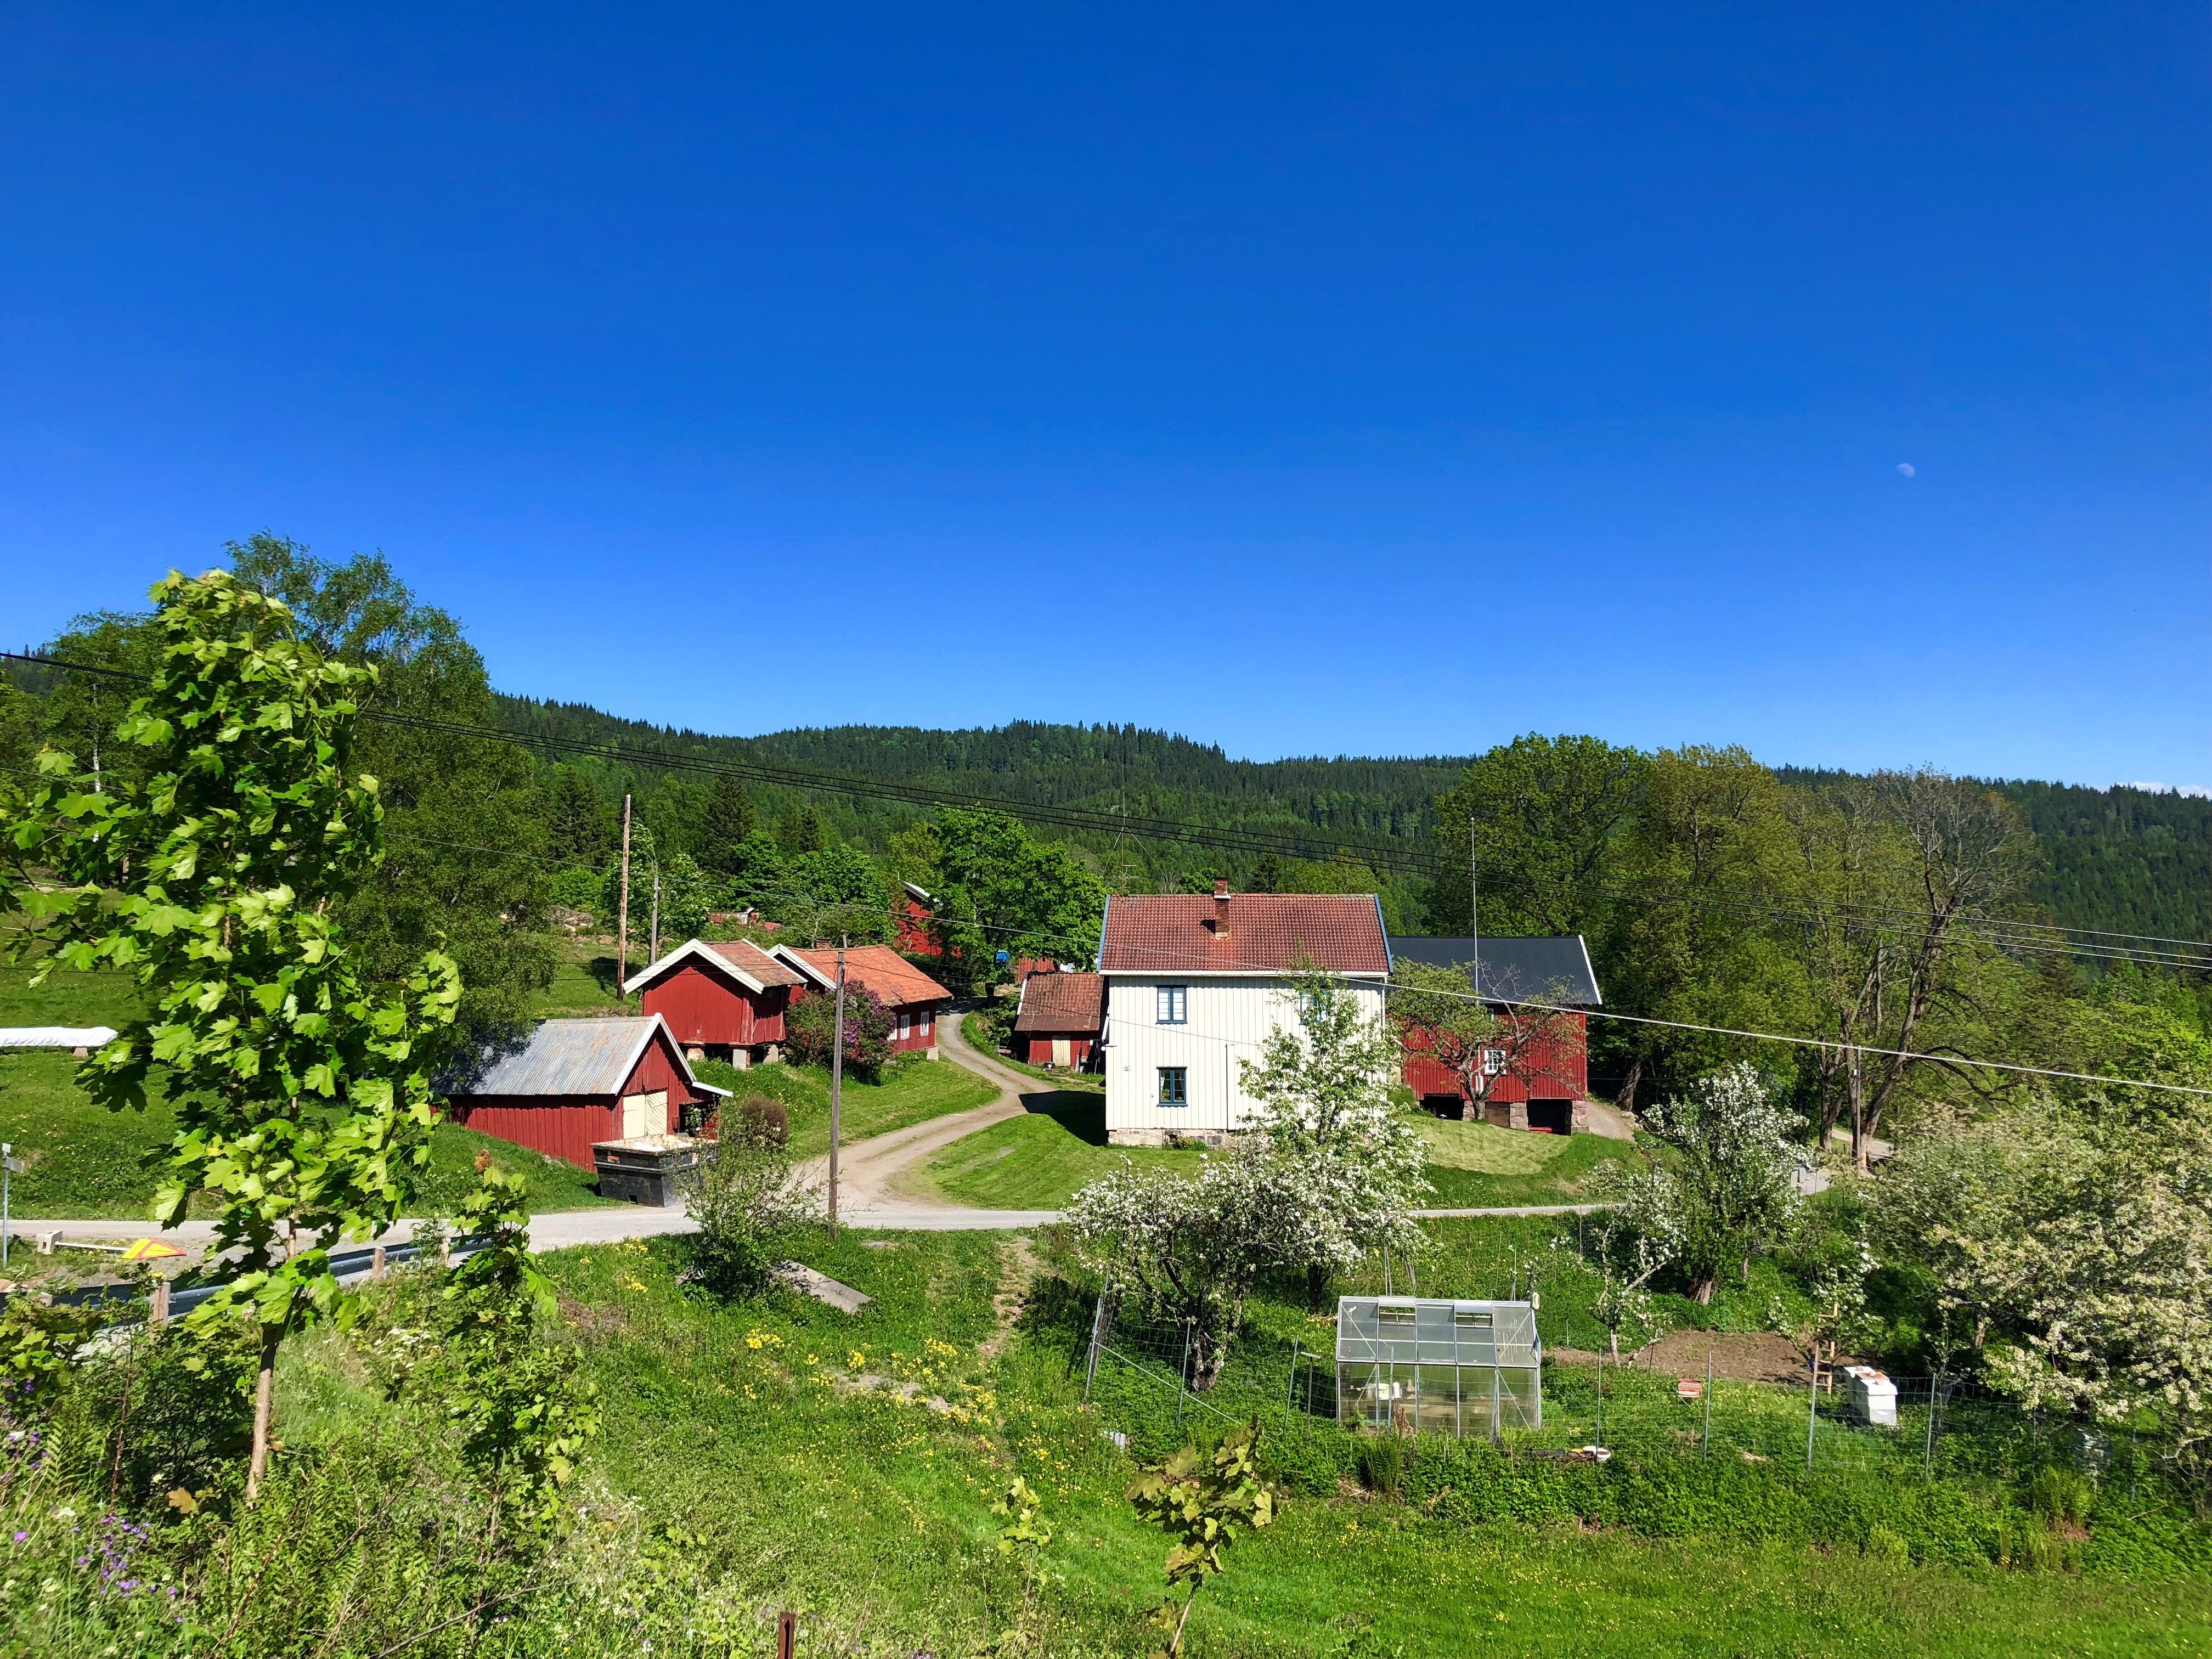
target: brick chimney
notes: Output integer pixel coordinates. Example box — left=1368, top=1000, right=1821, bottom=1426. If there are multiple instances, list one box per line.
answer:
left=1210, top=879, right=1231, bottom=936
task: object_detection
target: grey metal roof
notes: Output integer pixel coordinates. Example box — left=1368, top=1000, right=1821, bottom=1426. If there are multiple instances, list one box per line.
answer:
left=1387, top=935, right=1602, bottom=1007
left=444, top=1016, right=680, bottom=1098
left=1336, top=1297, right=1543, bottom=1368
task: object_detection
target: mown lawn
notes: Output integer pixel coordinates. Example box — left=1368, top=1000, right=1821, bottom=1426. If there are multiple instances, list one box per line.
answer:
left=1418, top=1116, right=1644, bottom=1207
left=915, top=1092, right=1206, bottom=1207
left=0, top=945, right=614, bottom=1217
left=960, top=1009, right=1105, bottom=1090
left=708, top=1054, right=1000, bottom=1160
left=245, top=1221, right=2212, bottom=1659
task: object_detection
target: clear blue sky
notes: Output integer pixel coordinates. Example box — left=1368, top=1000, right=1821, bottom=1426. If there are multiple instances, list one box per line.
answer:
left=3, top=4, right=2205, bottom=787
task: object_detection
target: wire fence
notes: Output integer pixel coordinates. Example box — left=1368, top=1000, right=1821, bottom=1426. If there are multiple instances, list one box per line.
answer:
left=1078, top=1294, right=2164, bottom=1494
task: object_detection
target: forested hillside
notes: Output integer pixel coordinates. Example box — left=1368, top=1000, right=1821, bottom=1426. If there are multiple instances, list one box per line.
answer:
left=516, top=695, right=2211, bottom=947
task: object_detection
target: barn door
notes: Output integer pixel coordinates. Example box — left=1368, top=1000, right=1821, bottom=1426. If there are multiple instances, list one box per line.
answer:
left=1052, top=1039, right=1072, bottom=1067
left=622, top=1090, right=668, bottom=1139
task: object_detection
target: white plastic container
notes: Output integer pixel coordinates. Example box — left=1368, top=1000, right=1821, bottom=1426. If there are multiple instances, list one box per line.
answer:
left=1842, top=1365, right=1898, bottom=1427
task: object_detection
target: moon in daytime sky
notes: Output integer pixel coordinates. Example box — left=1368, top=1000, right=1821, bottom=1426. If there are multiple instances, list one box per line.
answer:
left=1897, top=462, right=1916, bottom=477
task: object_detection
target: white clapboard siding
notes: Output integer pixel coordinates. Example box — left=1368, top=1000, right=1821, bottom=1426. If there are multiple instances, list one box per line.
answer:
left=1101, top=975, right=1387, bottom=1136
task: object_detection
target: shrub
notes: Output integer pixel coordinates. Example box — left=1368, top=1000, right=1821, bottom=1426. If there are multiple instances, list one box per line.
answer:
left=2026, top=1465, right=2092, bottom=1527
left=785, top=983, right=895, bottom=1075
left=1863, top=1523, right=1910, bottom=1565
left=1355, top=1433, right=1406, bottom=1497
left=681, top=1122, right=820, bottom=1300
left=733, top=1093, right=788, bottom=1149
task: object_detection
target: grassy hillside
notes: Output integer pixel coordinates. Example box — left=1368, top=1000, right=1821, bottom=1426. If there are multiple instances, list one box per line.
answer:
left=709, top=1054, right=998, bottom=1160
left=36, top=1217, right=2181, bottom=1658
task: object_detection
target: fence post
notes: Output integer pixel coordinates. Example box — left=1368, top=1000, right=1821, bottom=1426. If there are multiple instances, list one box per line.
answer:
left=1175, top=1322, right=1192, bottom=1429
left=1702, top=1351, right=1713, bottom=1456
left=371, top=1244, right=387, bottom=1283
left=1594, top=1348, right=1605, bottom=1448
left=150, top=1278, right=171, bottom=1327
left=1490, top=1363, right=1501, bottom=1443
left=1286, top=1341, right=1301, bottom=1438
left=1082, top=1291, right=1107, bottom=1402
left=1923, top=1369, right=1942, bottom=1481
left=1805, top=1352, right=1819, bottom=1473
left=776, top=1608, right=796, bottom=1659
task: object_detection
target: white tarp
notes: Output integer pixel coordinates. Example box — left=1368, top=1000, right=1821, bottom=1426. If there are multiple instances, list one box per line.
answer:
left=0, top=1027, right=119, bottom=1050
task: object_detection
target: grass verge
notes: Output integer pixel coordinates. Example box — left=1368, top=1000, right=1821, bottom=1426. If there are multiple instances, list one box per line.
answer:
left=706, top=1055, right=1000, bottom=1160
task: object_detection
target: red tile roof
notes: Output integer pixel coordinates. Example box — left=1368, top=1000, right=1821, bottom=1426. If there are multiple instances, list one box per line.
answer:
left=703, top=938, right=804, bottom=989
left=1099, top=893, right=1388, bottom=975
left=1013, top=972, right=1106, bottom=1034
left=782, top=944, right=952, bottom=1009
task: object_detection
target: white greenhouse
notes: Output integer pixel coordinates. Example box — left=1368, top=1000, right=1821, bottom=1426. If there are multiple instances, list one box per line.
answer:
left=1335, top=1296, right=1543, bottom=1435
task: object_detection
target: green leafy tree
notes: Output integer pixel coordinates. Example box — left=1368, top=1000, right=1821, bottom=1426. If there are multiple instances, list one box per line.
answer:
left=1429, top=733, right=1649, bottom=936
left=930, top=809, right=1108, bottom=990
left=1626, top=1063, right=1802, bottom=1303
left=0, top=569, right=462, bottom=1500
left=1126, top=1419, right=1276, bottom=1658
left=678, top=1115, right=819, bottom=1299
left=697, top=774, right=758, bottom=877
left=441, top=1158, right=600, bottom=1537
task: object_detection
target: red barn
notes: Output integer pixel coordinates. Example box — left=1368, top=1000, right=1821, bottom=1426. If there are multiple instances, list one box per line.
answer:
left=1012, top=970, right=1104, bottom=1069
left=771, top=943, right=953, bottom=1056
left=624, top=938, right=805, bottom=1066
left=895, top=882, right=941, bottom=957
left=442, top=1015, right=727, bottom=1170
left=1390, top=936, right=1602, bottom=1135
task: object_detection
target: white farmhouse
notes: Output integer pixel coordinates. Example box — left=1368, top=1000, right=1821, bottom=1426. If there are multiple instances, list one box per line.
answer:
left=1098, top=882, right=1390, bottom=1146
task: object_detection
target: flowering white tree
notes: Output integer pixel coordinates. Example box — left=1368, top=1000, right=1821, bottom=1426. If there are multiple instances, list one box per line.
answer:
left=1238, top=966, right=1430, bottom=1305
left=1577, top=1177, right=1684, bottom=1362
left=1880, top=1103, right=2212, bottom=1495
left=1065, top=1155, right=1336, bottom=1387
left=1632, top=1064, right=1803, bottom=1303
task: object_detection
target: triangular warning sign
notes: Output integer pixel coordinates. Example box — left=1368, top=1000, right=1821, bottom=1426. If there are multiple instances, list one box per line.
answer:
left=119, top=1238, right=188, bottom=1263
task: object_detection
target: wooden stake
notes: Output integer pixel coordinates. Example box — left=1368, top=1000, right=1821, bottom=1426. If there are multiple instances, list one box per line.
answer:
left=617, top=794, right=633, bottom=1003
left=776, top=1609, right=797, bottom=1659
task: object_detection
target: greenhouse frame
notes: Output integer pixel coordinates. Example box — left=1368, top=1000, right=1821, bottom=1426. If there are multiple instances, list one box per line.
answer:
left=1335, top=1296, right=1543, bottom=1435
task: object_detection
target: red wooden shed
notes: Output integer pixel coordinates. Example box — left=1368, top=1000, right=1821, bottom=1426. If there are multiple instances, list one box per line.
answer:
left=442, top=1015, right=728, bottom=1170
left=624, top=938, right=805, bottom=1066
left=895, top=882, right=942, bottom=957
left=1012, top=970, right=1104, bottom=1069
left=771, top=943, right=953, bottom=1056
left=1389, top=936, right=1601, bottom=1135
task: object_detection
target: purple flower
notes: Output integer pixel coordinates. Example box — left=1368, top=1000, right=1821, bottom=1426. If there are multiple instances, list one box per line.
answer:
left=10, top=1531, right=24, bottom=1542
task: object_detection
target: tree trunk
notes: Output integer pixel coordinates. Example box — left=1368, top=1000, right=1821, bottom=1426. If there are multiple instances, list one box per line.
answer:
left=246, top=1323, right=280, bottom=1503
left=1615, top=1058, right=1643, bottom=1119
left=1305, top=1262, right=1330, bottom=1312
left=1692, top=1277, right=1716, bottom=1306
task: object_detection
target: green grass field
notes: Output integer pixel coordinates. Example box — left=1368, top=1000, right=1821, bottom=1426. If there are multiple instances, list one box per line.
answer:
left=1417, top=1118, right=1643, bottom=1206
left=0, top=938, right=616, bottom=1217
left=913, top=1092, right=1206, bottom=1207
left=708, top=1054, right=1000, bottom=1160
left=960, top=1009, right=1105, bottom=1090
left=226, top=1222, right=2212, bottom=1657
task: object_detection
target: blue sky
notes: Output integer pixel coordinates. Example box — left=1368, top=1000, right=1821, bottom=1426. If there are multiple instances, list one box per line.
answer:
left=2, top=4, right=2205, bottom=786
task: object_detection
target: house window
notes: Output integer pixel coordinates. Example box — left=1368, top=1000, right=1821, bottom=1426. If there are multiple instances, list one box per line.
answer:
left=1157, top=1066, right=1188, bottom=1107
left=896, top=1012, right=911, bottom=1037
left=1156, top=984, right=1188, bottom=1024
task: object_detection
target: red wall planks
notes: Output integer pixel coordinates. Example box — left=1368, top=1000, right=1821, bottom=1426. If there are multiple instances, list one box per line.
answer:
left=449, top=1025, right=706, bottom=1170
left=1398, top=1012, right=1589, bottom=1105
left=641, top=960, right=788, bottom=1049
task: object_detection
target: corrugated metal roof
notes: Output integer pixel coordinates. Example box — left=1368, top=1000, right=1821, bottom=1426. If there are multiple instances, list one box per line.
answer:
left=1387, top=936, right=1602, bottom=1007
left=0, top=1026, right=119, bottom=1049
left=445, top=1017, right=669, bottom=1098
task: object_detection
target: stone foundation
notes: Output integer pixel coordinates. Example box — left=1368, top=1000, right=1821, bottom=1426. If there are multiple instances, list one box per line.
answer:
left=1107, top=1126, right=1235, bottom=1150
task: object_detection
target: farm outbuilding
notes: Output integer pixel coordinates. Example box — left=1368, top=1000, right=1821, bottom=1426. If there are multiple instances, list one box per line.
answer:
left=1012, top=970, right=1104, bottom=1068
left=624, top=938, right=805, bottom=1067
left=1390, top=935, right=1602, bottom=1133
left=1336, top=1296, right=1544, bottom=1435
left=441, top=1015, right=728, bottom=1170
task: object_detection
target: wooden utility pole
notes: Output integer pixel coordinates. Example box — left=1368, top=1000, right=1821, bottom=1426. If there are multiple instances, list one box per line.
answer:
left=1469, top=822, right=1481, bottom=991
left=828, top=936, right=847, bottom=1239
left=617, top=794, right=634, bottom=1002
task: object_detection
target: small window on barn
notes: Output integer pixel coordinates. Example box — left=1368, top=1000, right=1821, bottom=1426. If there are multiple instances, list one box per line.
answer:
left=1156, top=985, right=1188, bottom=1024
left=1157, top=1066, right=1188, bottom=1107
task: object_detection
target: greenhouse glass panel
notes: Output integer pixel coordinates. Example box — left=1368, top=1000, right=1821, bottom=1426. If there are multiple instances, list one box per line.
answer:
left=1335, top=1297, right=1542, bottom=1435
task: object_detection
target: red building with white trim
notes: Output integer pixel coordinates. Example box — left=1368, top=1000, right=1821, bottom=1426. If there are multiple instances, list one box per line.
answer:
left=442, top=1015, right=727, bottom=1170
left=1390, top=936, right=1601, bottom=1135
left=623, top=938, right=805, bottom=1067
left=771, top=943, right=953, bottom=1056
